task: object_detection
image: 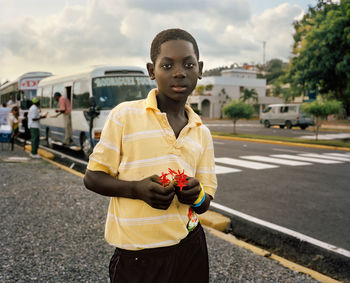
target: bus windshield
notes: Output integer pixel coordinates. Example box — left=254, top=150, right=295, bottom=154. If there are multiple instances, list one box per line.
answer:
left=92, top=76, right=156, bottom=110
left=22, top=89, right=37, bottom=101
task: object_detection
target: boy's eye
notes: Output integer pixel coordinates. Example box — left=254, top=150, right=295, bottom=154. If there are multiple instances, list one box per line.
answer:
left=161, top=64, right=172, bottom=70
left=185, top=63, right=195, bottom=69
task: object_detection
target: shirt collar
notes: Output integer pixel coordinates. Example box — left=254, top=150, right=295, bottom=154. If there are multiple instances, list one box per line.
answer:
left=145, top=88, right=202, bottom=127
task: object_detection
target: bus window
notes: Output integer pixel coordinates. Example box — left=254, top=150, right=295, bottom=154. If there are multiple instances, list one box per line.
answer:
left=42, top=86, right=52, bottom=108
left=289, top=106, right=297, bottom=112
left=262, top=107, right=271, bottom=113
left=92, top=76, right=155, bottom=110
left=52, top=84, right=64, bottom=108
left=73, top=80, right=90, bottom=109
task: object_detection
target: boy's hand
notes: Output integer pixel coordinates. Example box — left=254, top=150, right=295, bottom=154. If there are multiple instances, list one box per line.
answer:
left=175, top=177, right=201, bottom=205
left=135, top=175, right=175, bottom=210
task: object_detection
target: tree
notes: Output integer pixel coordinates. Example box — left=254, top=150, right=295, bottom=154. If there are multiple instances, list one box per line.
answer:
left=205, top=84, right=213, bottom=91
left=195, top=85, right=205, bottom=95
left=240, top=88, right=259, bottom=104
left=218, top=88, right=230, bottom=119
left=223, top=100, right=254, bottom=134
left=301, top=99, right=342, bottom=140
left=286, top=0, right=350, bottom=116
left=265, top=59, right=288, bottom=85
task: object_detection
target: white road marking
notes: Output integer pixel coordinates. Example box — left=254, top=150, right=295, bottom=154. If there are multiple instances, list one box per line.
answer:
left=213, top=141, right=225, bottom=145
left=271, top=154, right=342, bottom=164
left=324, top=153, right=350, bottom=158
left=272, top=148, right=307, bottom=154
left=215, top=157, right=279, bottom=170
left=299, top=153, right=350, bottom=162
left=210, top=202, right=350, bottom=258
left=240, top=155, right=312, bottom=166
left=215, top=165, right=242, bottom=174
left=205, top=123, right=261, bottom=128
left=299, top=133, right=350, bottom=140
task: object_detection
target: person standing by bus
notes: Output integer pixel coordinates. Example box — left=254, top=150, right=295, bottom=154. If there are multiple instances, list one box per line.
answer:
left=28, top=98, right=47, bottom=158
left=7, top=105, right=19, bottom=151
left=7, top=95, right=14, bottom=107
left=0, top=103, right=11, bottom=125
left=53, top=92, right=73, bottom=145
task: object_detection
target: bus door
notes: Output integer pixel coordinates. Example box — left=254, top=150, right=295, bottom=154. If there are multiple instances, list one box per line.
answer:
left=65, top=85, right=72, bottom=102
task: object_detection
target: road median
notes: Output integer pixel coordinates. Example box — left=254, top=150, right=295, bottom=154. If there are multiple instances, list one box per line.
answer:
left=211, top=132, right=350, bottom=151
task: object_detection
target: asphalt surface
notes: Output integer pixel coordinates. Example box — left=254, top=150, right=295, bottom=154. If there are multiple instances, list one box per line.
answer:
left=0, top=146, right=319, bottom=282
left=213, top=138, right=350, bottom=251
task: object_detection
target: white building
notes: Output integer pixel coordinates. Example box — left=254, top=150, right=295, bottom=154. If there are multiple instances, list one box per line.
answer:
left=188, top=68, right=282, bottom=119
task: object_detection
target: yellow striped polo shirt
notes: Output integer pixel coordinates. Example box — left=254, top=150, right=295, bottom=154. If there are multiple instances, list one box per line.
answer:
left=87, top=88, right=217, bottom=250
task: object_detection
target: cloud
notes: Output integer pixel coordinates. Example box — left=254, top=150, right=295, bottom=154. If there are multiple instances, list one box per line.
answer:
left=0, top=0, right=304, bottom=81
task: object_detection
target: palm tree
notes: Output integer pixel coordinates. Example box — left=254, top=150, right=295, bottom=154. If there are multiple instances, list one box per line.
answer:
left=240, top=88, right=259, bottom=104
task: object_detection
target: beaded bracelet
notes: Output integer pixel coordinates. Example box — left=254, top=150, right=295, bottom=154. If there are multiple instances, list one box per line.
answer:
left=192, top=183, right=206, bottom=208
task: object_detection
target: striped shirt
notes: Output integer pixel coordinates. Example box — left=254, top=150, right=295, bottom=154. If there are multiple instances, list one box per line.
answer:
left=87, top=88, right=217, bottom=250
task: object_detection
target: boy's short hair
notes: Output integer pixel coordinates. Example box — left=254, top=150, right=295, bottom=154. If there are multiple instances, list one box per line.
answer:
left=150, top=28, right=200, bottom=63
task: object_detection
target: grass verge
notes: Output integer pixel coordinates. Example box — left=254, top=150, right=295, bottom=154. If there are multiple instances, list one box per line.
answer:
left=211, top=131, right=350, bottom=149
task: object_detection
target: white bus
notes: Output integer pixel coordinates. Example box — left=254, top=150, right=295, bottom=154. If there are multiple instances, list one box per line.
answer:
left=0, top=71, right=53, bottom=108
left=37, top=65, right=156, bottom=159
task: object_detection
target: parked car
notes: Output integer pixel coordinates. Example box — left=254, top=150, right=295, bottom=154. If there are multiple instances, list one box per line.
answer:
left=260, top=103, right=314, bottom=130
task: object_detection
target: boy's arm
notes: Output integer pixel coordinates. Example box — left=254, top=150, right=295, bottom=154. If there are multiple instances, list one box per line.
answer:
left=84, top=169, right=175, bottom=210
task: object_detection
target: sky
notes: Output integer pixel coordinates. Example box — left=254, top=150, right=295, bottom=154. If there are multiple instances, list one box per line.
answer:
left=0, top=0, right=318, bottom=83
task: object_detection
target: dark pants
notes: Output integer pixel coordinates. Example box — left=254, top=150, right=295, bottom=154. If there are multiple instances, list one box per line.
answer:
left=109, top=224, right=209, bottom=283
left=30, top=128, right=40, bottom=154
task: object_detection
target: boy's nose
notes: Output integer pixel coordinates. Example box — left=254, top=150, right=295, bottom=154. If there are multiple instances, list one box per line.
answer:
left=172, top=66, right=186, bottom=78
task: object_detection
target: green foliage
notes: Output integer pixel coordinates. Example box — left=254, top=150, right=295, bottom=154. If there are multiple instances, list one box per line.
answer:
left=301, top=99, right=342, bottom=118
left=240, top=88, right=259, bottom=103
left=264, top=59, right=288, bottom=84
left=301, top=99, right=342, bottom=140
left=223, top=100, right=254, bottom=134
left=205, top=84, right=213, bottom=91
left=195, top=85, right=205, bottom=95
left=286, top=0, right=350, bottom=115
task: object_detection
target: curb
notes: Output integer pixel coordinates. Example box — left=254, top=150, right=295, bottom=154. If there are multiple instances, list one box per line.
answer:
left=204, top=226, right=342, bottom=283
left=24, top=144, right=55, bottom=159
left=210, top=202, right=350, bottom=282
left=212, top=135, right=350, bottom=151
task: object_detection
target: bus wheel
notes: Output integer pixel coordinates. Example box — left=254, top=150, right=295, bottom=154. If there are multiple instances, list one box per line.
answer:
left=46, top=128, right=54, bottom=148
left=80, top=134, right=92, bottom=160
left=285, top=121, right=292, bottom=129
left=279, top=125, right=285, bottom=129
left=300, top=125, right=307, bottom=130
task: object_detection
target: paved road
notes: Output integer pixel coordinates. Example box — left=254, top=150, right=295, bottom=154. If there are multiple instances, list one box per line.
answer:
left=0, top=147, right=319, bottom=282
left=212, top=138, right=350, bottom=251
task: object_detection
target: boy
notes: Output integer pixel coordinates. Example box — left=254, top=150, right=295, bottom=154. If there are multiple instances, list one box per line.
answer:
left=84, top=28, right=217, bottom=283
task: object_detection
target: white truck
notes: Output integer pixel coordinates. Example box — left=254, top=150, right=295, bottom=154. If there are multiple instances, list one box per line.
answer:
left=260, top=103, right=314, bottom=130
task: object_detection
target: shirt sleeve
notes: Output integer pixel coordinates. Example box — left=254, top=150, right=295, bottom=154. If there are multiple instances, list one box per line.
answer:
left=87, top=108, right=123, bottom=177
left=195, top=125, right=217, bottom=199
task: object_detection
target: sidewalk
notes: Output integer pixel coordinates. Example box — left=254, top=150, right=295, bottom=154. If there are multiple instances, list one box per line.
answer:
left=0, top=147, right=322, bottom=282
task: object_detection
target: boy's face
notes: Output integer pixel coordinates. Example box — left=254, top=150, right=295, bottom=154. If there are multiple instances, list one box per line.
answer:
left=147, top=39, right=203, bottom=102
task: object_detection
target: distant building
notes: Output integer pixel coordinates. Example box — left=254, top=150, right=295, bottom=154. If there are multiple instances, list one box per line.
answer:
left=188, top=68, right=282, bottom=119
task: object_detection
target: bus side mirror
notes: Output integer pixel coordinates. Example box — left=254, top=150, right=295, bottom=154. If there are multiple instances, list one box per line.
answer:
left=88, top=97, right=96, bottom=107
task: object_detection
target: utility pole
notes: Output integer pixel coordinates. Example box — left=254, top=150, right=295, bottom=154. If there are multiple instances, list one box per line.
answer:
left=262, top=41, right=266, bottom=66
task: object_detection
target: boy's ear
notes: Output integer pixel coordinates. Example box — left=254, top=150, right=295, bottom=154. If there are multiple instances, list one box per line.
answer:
left=147, top=63, right=155, bottom=80
left=198, top=61, right=204, bottom=80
